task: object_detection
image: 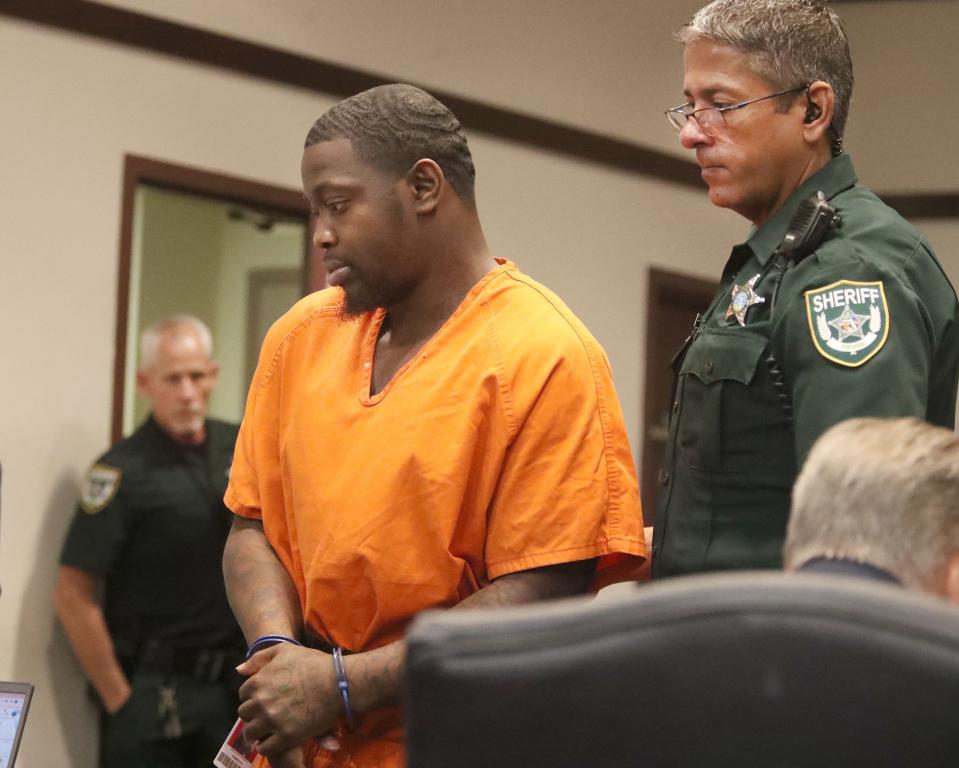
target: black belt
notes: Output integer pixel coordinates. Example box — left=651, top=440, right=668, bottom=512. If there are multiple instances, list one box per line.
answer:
left=133, top=642, right=245, bottom=683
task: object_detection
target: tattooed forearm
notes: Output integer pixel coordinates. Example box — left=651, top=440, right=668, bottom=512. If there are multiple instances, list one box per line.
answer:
left=343, top=641, right=406, bottom=713
left=223, top=516, right=302, bottom=642
left=455, top=559, right=596, bottom=610
left=235, top=558, right=597, bottom=730
left=340, top=559, right=596, bottom=714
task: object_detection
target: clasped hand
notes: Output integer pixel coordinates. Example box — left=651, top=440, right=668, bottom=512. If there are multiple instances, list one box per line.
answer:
left=236, top=643, right=342, bottom=757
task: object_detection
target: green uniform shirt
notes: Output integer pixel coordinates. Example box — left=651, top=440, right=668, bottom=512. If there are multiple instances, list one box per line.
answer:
left=60, top=416, right=243, bottom=657
left=653, top=155, right=959, bottom=577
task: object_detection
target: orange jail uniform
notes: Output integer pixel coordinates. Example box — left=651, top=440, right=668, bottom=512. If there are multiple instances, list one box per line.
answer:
left=226, top=260, right=645, bottom=767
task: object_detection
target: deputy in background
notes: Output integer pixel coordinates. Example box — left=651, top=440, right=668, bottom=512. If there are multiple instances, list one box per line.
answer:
left=651, top=0, right=959, bottom=577
left=785, top=417, right=959, bottom=601
left=54, top=315, right=244, bottom=768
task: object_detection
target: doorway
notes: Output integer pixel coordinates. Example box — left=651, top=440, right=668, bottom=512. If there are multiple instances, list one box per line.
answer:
left=113, top=155, right=316, bottom=442
left=641, top=267, right=717, bottom=523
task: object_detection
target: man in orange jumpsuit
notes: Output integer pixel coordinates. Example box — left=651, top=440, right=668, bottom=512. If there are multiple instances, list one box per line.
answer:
left=223, top=83, right=645, bottom=768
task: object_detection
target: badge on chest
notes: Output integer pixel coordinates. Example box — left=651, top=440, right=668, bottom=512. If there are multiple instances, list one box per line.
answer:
left=726, top=274, right=766, bottom=327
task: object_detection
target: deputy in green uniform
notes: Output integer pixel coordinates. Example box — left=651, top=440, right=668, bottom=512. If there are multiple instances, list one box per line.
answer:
left=652, top=0, right=959, bottom=577
left=54, top=315, right=245, bottom=768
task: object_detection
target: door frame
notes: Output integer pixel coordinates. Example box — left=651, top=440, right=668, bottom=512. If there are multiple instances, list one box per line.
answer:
left=112, top=154, right=314, bottom=443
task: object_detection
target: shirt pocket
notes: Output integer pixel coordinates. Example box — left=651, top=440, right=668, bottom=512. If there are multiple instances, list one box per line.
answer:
left=677, top=330, right=768, bottom=472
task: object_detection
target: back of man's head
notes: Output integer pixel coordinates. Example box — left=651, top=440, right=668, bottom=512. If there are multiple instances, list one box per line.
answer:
left=305, top=83, right=476, bottom=204
left=678, top=0, right=854, bottom=137
left=785, top=417, right=959, bottom=600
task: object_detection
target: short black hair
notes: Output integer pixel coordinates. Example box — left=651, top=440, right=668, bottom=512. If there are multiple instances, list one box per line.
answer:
left=305, top=83, right=476, bottom=203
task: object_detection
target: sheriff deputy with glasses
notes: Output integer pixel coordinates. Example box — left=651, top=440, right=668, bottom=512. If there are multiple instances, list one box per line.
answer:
left=650, top=0, right=959, bottom=578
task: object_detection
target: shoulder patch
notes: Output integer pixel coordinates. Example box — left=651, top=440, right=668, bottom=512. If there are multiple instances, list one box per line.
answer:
left=804, top=280, right=889, bottom=367
left=80, top=464, right=122, bottom=514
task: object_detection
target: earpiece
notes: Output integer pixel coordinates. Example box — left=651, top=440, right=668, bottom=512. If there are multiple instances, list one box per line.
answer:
left=804, top=103, right=822, bottom=124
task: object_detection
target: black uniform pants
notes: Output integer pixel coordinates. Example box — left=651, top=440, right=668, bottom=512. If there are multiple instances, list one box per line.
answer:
left=100, top=669, right=238, bottom=768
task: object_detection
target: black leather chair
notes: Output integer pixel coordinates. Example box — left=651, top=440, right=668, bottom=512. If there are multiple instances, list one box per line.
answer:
left=405, top=572, right=959, bottom=767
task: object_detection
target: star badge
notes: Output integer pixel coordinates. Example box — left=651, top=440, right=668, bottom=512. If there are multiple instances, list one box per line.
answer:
left=726, top=273, right=766, bottom=327
left=827, top=305, right=869, bottom=341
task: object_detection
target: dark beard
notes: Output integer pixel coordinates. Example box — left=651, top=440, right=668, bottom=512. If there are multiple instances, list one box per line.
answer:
left=338, top=273, right=393, bottom=319
left=339, top=286, right=381, bottom=318
left=337, top=260, right=418, bottom=319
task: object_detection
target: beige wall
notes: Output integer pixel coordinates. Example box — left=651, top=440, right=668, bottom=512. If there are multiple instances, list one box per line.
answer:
left=0, top=21, right=322, bottom=768
left=92, top=0, right=959, bottom=192
left=211, top=216, right=305, bottom=420
left=0, top=3, right=957, bottom=765
left=837, top=1, right=959, bottom=194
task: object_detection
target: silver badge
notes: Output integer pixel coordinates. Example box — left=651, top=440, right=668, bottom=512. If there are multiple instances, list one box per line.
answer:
left=726, top=273, right=766, bottom=327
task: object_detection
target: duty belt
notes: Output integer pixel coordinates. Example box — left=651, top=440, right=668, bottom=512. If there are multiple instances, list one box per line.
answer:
left=135, top=641, right=245, bottom=683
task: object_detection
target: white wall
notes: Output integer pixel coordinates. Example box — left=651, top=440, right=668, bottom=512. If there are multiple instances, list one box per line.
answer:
left=837, top=1, right=959, bottom=194
left=211, top=217, right=305, bottom=420
left=92, top=0, right=698, bottom=150
left=92, top=0, right=959, bottom=193
left=0, top=21, right=327, bottom=768
left=1, top=3, right=957, bottom=765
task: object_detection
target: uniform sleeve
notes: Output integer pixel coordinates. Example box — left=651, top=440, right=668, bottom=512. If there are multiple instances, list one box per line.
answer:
left=775, top=258, right=936, bottom=465
left=60, top=461, right=129, bottom=575
left=484, top=329, right=645, bottom=589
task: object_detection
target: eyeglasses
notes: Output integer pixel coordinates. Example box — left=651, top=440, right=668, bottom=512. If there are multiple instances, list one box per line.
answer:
left=665, top=84, right=810, bottom=135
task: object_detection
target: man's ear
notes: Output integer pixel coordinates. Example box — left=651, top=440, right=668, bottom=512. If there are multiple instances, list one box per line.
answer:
left=135, top=370, right=150, bottom=395
left=942, top=552, right=959, bottom=604
left=802, top=80, right=835, bottom=145
left=406, top=159, right=444, bottom=214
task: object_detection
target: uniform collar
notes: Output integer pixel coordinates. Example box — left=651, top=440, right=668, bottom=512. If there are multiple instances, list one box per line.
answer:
left=799, top=555, right=900, bottom=586
left=741, top=153, right=859, bottom=267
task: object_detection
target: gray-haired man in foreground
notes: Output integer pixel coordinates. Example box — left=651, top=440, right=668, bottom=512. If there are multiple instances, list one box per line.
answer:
left=785, top=417, right=959, bottom=602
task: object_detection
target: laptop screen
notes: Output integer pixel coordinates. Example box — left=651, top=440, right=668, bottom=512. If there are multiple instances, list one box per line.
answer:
left=0, top=682, right=33, bottom=768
